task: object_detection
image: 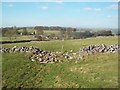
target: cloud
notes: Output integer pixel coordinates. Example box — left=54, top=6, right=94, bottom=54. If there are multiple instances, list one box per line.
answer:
left=56, top=0, right=63, bottom=4
left=107, top=4, right=118, bottom=10
left=94, top=8, right=101, bottom=11
left=83, top=7, right=92, bottom=11
left=40, top=6, right=48, bottom=10
left=107, top=15, right=118, bottom=19
left=3, top=3, right=14, bottom=7
left=83, top=7, right=101, bottom=11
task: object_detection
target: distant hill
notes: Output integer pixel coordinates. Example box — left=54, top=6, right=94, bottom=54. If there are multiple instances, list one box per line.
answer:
left=77, top=28, right=118, bottom=35
left=111, top=29, right=118, bottom=34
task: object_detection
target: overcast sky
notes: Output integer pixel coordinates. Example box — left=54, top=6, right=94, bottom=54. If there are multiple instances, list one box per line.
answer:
left=2, top=2, right=118, bottom=28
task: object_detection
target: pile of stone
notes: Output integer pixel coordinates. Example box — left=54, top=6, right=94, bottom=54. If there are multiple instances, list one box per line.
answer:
left=30, top=50, right=63, bottom=63
left=30, top=50, right=84, bottom=64
left=80, top=44, right=120, bottom=54
left=0, top=44, right=119, bottom=64
left=0, top=46, right=41, bottom=53
left=0, top=46, right=83, bottom=63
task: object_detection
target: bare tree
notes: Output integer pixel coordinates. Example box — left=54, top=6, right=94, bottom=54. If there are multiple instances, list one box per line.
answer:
left=4, top=26, right=18, bottom=40
left=22, top=27, right=28, bottom=35
left=34, top=26, right=44, bottom=35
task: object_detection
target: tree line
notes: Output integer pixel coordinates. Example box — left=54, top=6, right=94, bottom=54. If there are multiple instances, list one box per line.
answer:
left=1, top=26, right=115, bottom=41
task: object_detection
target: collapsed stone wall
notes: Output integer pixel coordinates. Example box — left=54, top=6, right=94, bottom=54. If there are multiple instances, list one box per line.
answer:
left=0, top=44, right=119, bottom=64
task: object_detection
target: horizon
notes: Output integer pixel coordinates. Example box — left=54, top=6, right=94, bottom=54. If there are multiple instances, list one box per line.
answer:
left=0, top=25, right=118, bottom=29
left=2, top=2, right=118, bottom=28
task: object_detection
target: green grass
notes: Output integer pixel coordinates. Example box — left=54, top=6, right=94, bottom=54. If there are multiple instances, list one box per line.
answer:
left=18, top=29, right=35, bottom=33
left=1, top=35, right=36, bottom=41
left=18, top=29, right=60, bottom=34
left=1, top=30, right=60, bottom=41
left=3, top=36, right=118, bottom=52
left=2, top=36, right=118, bottom=88
left=44, top=30, right=60, bottom=35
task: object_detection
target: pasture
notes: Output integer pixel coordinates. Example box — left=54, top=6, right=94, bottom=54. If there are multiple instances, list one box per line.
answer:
left=18, top=29, right=60, bottom=35
left=1, top=28, right=36, bottom=41
left=2, top=36, right=118, bottom=88
left=44, top=30, right=60, bottom=35
left=1, top=29, right=60, bottom=41
left=1, top=36, right=35, bottom=41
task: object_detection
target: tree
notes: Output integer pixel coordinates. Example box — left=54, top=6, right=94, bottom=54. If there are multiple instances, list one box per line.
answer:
left=0, top=28, right=2, bottom=36
left=65, top=28, right=74, bottom=39
left=4, top=30, right=12, bottom=40
left=34, top=26, right=44, bottom=35
left=33, top=31, right=35, bottom=35
left=2, top=28, right=8, bottom=36
left=74, top=31, right=94, bottom=39
left=60, top=28, right=66, bottom=39
left=3, top=27, right=18, bottom=40
left=94, top=30, right=113, bottom=36
left=13, top=26, right=18, bottom=39
left=36, top=30, right=44, bottom=35
left=22, top=28, right=28, bottom=35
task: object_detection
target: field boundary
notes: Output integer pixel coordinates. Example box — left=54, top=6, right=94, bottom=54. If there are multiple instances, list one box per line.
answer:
left=0, top=40, right=32, bottom=44
left=0, top=39, right=51, bottom=44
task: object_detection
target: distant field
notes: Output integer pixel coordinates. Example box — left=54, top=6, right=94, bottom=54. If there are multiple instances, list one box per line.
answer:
left=1, top=30, right=60, bottom=41
left=18, top=29, right=35, bottom=33
left=44, top=30, right=60, bottom=34
left=3, top=36, right=118, bottom=52
left=18, top=29, right=60, bottom=34
left=2, top=36, right=118, bottom=88
left=1, top=36, right=36, bottom=41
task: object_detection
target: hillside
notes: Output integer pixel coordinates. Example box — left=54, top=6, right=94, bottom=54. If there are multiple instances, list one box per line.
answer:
left=2, top=36, right=118, bottom=88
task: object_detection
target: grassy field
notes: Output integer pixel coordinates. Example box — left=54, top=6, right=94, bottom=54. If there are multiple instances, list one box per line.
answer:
left=3, top=36, right=118, bottom=52
left=44, top=30, right=60, bottom=35
left=2, top=36, right=118, bottom=88
left=1, top=30, right=60, bottom=41
left=1, top=35, right=36, bottom=41
left=18, top=29, right=60, bottom=34
left=18, top=29, right=35, bottom=34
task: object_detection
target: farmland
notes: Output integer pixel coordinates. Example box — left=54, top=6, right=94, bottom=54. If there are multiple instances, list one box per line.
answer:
left=1, top=36, right=118, bottom=88
left=1, top=1, right=119, bottom=89
left=1, top=29, right=60, bottom=41
left=1, top=36, right=35, bottom=41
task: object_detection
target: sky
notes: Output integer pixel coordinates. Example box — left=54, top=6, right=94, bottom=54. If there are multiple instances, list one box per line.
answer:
left=1, top=0, right=118, bottom=2
left=2, top=2, right=118, bottom=28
